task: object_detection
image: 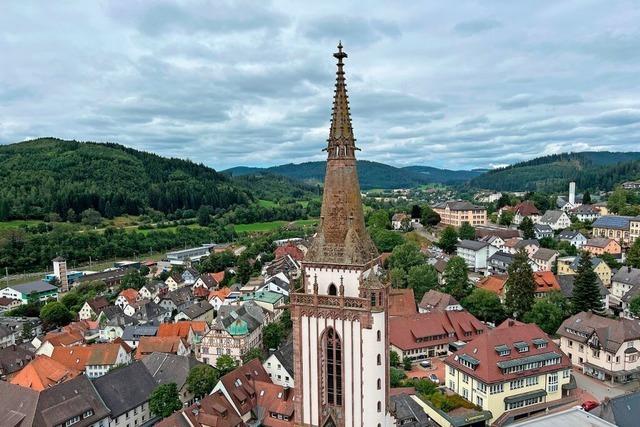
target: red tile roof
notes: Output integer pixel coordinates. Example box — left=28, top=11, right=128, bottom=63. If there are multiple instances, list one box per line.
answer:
left=444, top=319, right=571, bottom=384
left=218, top=358, right=271, bottom=416
left=10, top=355, right=80, bottom=391
left=209, top=287, right=232, bottom=301
left=255, top=380, right=295, bottom=426
left=514, top=201, right=540, bottom=216
left=157, top=391, right=243, bottom=427
left=157, top=321, right=208, bottom=340
left=42, top=329, right=84, bottom=347
left=388, top=288, right=417, bottom=317
left=50, top=343, right=124, bottom=371
left=533, top=271, right=561, bottom=293
left=135, top=336, right=185, bottom=360
left=389, top=310, right=485, bottom=351
left=119, top=288, right=139, bottom=304
left=477, top=275, right=508, bottom=297
left=274, top=243, right=304, bottom=262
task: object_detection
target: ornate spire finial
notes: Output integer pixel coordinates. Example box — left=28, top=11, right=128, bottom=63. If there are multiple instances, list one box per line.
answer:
left=326, top=41, right=357, bottom=159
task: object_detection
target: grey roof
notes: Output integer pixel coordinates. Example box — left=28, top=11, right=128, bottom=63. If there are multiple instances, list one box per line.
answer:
left=496, top=352, right=562, bottom=369
left=142, top=352, right=204, bottom=391
left=533, top=224, right=553, bottom=233
left=0, top=324, right=15, bottom=340
left=456, top=239, right=488, bottom=251
left=612, top=267, right=640, bottom=287
left=390, top=393, right=435, bottom=427
left=265, top=276, right=290, bottom=292
left=121, top=325, right=158, bottom=341
left=532, top=248, right=559, bottom=262
left=164, top=287, right=193, bottom=306
left=36, top=375, right=110, bottom=427
left=515, top=239, right=540, bottom=249
left=179, top=301, right=213, bottom=319
left=0, top=343, right=35, bottom=377
left=598, top=390, right=640, bottom=427
left=9, top=280, right=57, bottom=295
left=557, top=275, right=608, bottom=299
left=434, top=200, right=485, bottom=211
left=557, top=312, right=640, bottom=353
left=557, top=229, right=584, bottom=240
left=132, top=300, right=169, bottom=322
left=489, top=251, right=514, bottom=264
left=270, top=336, right=294, bottom=377
left=92, top=360, right=158, bottom=418
left=539, top=210, right=567, bottom=224
left=419, top=289, right=460, bottom=311
left=592, top=215, right=633, bottom=230
left=77, top=267, right=130, bottom=284
left=216, top=301, right=265, bottom=334
left=0, top=380, right=39, bottom=426
left=571, top=204, right=600, bottom=214
left=569, top=256, right=604, bottom=271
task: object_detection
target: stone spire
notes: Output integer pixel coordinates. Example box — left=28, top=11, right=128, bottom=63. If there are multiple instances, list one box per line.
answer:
left=305, top=43, right=379, bottom=266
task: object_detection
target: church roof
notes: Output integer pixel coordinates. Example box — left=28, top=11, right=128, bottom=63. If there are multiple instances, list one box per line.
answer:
left=305, top=43, right=379, bottom=266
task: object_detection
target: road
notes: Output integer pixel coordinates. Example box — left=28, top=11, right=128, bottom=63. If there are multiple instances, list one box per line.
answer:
left=572, top=370, right=636, bottom=401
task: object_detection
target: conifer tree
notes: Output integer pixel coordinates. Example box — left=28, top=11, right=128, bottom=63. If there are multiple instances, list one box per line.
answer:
left=504, top=249, right=535, bottom=319
left=571, top=251, right=604, bottom=314
left=627, top=238, right=640, bottom=269
left=519, top=216, right=535, bottom=240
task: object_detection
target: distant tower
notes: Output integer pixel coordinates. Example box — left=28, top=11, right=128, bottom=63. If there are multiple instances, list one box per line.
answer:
left=291, top=43, right=392, bottom=427
left=569, top=182, right=576, bottom=205
left=52, top=256, right=69, bottom=292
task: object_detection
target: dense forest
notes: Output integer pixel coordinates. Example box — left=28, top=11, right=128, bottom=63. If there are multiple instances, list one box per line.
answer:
left=0, top=138, right=252, bottom=220
left=469, top=152, right=640, bottom=192
left=224, top=160, right=482, bottom=189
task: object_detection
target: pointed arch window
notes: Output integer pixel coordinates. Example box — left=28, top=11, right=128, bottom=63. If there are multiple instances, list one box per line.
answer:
left=328, top=283, right=337, bottom=296
left=323, top=328, right=343, bottom=406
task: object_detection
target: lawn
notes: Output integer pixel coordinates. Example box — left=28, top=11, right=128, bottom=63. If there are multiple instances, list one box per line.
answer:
left=257, top=199, right=278, bottom=208
left=0, top=220, right=44, bottom=230
left=234, top=218, right=319, bottom=233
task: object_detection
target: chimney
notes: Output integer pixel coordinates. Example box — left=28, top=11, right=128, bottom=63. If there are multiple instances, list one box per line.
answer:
left=569, top=182, right=576, bottom=205
left=283, top=386, right=290, bottom=400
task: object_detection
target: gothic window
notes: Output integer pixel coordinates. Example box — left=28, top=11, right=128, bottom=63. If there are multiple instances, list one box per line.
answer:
left=377, top=330, right=381, bottom=342
left=377, top=354, right=381, bottom=365
left=323, top=328, right=342, bottom=406
left=377, top=401, right=382, bottom=412
left=377, top=378, right=381, bottom=390
left=328, top=283, right=337, bottom=296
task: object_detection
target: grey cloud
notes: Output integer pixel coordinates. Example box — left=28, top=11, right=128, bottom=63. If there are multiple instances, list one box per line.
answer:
left=498, top=94, right=584, bottom=109
left=453, top=19, right=501, bottom=36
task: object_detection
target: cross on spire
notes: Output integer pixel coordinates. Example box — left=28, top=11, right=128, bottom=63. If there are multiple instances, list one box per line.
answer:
left=326, top=41, right=357, bottom=159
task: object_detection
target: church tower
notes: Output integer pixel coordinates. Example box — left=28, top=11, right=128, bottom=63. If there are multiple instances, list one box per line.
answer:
left=291, top=43, right=392, bottom=427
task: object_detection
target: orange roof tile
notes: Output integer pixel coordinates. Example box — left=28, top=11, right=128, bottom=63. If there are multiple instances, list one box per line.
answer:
left=119, top=288, right=139, bottom=303
left=388, top=288, right=417, bottom=317
left=50, top=343, right=123, bottom=371
left=135, top=336, right=185, bottom=360
left=10, top=355, right=80, bottom=391
left=533, top=271, right=561, bottom=293
left=43, top=329, right=84, bottom=347
left=208, top=287, right=232, bottom=301
left=212, top=271, right=225, bottom=284
left=477, top=275, right=508, bottom=296
left=157, top=321, right=208, bottom=339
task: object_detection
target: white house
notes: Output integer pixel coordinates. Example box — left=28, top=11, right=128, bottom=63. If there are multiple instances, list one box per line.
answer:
left=455, top=240, right=499, bottom=271
left=557, top=229, right=587, bottom=248
left=538, top=210, right=571, bottom=230
left=258, top=275, right=291, bottom=297
left=0, top=281, right=58, bottom=305
left=263, top=339, right=294, bottom=388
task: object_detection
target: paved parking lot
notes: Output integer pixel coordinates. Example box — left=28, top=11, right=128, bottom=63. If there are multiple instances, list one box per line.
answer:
left=406, top=357, right=446, bottom=385
left=572, top=370, right=635, bottom=402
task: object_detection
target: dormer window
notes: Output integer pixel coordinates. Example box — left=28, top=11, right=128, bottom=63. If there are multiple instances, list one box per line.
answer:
left=494, top=345, right=510, bottom=356
left=514, top=341, right=529, bottom=353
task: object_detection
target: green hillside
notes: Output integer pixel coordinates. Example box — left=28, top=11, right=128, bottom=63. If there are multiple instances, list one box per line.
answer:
left=224, top=160, right=481, bottom=189
left=0, top=138, right=252, bottom=220
left=469, top=151, right=640, bottom=192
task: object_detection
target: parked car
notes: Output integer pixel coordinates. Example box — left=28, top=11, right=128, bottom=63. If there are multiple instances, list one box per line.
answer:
left=420, top=360, right=431, bottom=368
left=428, top=373, right=439, bottom=384
left=581, top=400, right=599, bottom=412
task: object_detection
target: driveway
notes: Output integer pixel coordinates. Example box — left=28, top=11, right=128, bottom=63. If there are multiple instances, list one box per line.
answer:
left=572, top=370, right=634, bottom=402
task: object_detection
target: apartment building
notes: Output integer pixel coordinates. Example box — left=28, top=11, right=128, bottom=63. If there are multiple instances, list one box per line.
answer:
left=433, top=200, right=487, bottom=227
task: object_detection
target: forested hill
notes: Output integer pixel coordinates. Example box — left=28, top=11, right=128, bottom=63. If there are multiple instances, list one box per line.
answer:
left=224, top=160, right=482, bottom=189
left=0, top=138, right=252, bottom=220
left=469, top=151, right=640, bottom=192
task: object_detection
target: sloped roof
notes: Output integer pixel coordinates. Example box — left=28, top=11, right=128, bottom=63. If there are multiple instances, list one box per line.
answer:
left=557, top=229, right=584, bottom=240
left=477, top=275, right=508, bottom=295
left=159, top=391, right=242, bottom=427
left=179, top=301, right=214, bottom=319
left=0, top=381, right=39, bottom=426
left=142, top=352, right=203, bottom=391
left=136, top=336, right=185, bottom=360
left=92, top=360, right=157, bottom=418
left=218, top=358, right=270, bottom=416
left=613, top=267, right=640, bottom=287
left=157, top=321, right=208, bottom=339
left=556, top=275, right=608, bottom=299
left=514, top=201, right=540, bottom=216
left=539, top=210, right=567, bottom=224
left=269, top=336, right=294, bottom=378
left=445, top=319, right=570, bottom=384
left=50, top=343, right=123, bottom=370
left=10, top=355, right=80, bottom=391
left=434, top=200, right=485, bottom=211
left=118, top=288, right=139, bottom=304
left=585, top=238, right=617, bottom=248
left=391, top=393, right=435, bottom=427
left=418, top=289, right=459, bottom=312
left=9, top=281, right=57, bottom=295
left=532, top=271, right=561, bottom=292
left=0, top=343, right=35, bottom=376
left=389, top=288, right=418, bottom=317
left=592, top=215, right=633, bottom=230
left=209, top=286, right=232, bottom=301
left=533, top=223, right=553, bottom=233
left=599, top=390, right=640, bottom=427
left=557, top=312, right=640, bottom=353
left=532, top=247, right=559, bottom=262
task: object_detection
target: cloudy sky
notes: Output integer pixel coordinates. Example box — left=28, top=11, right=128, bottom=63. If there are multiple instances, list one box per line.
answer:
left=2, top=1, right=640, bottom=171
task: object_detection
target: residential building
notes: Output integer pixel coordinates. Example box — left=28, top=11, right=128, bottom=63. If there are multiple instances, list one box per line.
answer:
left=476, top=226, right=520, bottom=240
left=181, top=267, right=200, bottom=285
left=0, top=324, right=18, bottom=348
left=78, top=296, right=110, bottom=321
left=455, top=240, right=499, bottom=271
left=477, top=275, right=509, bottom=303
left=0, top=297, right=21, bottom=313
left=533, top=224, right=553, bottom=240
left=479, top=234, right=505, bottom=249
left=264, top=337, right=294, bottom=388
left=92, top=360, right=160, bottom=427
left=237, top=290, right=285, bottom=320
left=258, top=275, right=291, bottom=297
left=592, top=215, right=633, bottom=245
left=433, top=200, right=487, bottom=226
left=631, top=216, right=640, bottom=244
left=556, top=275, right=609, bottom=308
left=121, top=325, right=158, bottom=348
left=610, top=267, right=640, bottom=313
left=557, top=312, right=640, bottom=383
left=583, top=238, right=622, bottom=257
left=135, top=336, right=189, bottom=360
left=530, top=248, right=559, bottom=272
left=0, top=281, right=58, bottom=304
left=115, top=288, right=139, bottom=310
left=157, top=390, right=243, bottom=427
left=175, top=300, right=215, bottom=322
left=158, top=286, right=194, bottom=313
left=142, top=352, right=204, bottom=405
left=50, top=342, right=131, bottom=378
left=263, top=254, right=301, bottom=280
left=512, top=201, right=540, bottom=226
left=418, top=290, right=462, bottom=313
left=157, top=320, right=208, bottom=348
left=445, top=320, right=572, bottom=424
left=556, top=182, right=582, bottom=212
left=128, top=300, right=171, bottom=324
left=538, top=210, right=571, bottom=230
left=199, top=302, right=264, bottom=366
left=557, top=229, right=587, bottom=248
left=478, top=272, right=560, bottom=302
left=598, top=391, right=640, bottom=427
left=0, top=380, right=39, bottom=426
left=10, top=354, right=81, bottom=391
left=165, top=271, right=185, bottom=291
left=208, top=286, right=234, bottom=311
left=390, top=310, right=485, bottom=361
left=275, top=241, right=305, bottom=262
left=557, top=256, right=612, bottom=286
left=389, top=393, right=434, bottom=427
left=193, top=271, right=225, bottom=291
left=392, top=212, right=411, bottom=230
left=511, top=239, right=540, bottom=257
left=0, top=343, right=35, bottom=380
left=488, top=251, right=515, bottom=275
left=570, top=204, right=601, bottom=222
left=138, top=282, right=166, bottom=300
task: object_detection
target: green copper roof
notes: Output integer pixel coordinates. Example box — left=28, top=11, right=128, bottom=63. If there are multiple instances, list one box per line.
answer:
left=227, top=319, right=249, bottom=336
left=239, top=290, right=283, bottom=304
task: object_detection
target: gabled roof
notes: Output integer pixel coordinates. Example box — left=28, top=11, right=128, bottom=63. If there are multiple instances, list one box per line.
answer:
left=179, top=301, right=214, bottom=319
left=612, top=267, right=640, bottom=287
left=514, top=201, right=540, bottom=216
left=274, top=243, right=304, bottom=261
left=158, top=391, right=243, bottom=427
left=515, top=239, right=540, bottom=249
left=557, top=312, right=640, bottom=353
left=208, top=286, right=233, bottom=301
left=218, top=358, right=271, bottom=416
left=477, top=275, right=508, bottom=295
left=390, top=393, right=434, bottom=427
left=10, top=355, right=80, bottom=391
left=533, top=223, right=553, bottom=233
left=269, top=336, right=294, bottom=378
left=0, top=343, right=35, bottom=376
left=532, top=247, right=559, bottom=262
left=418, top=289, right=459, bottom=312
left=456, top=240, right=488, bottom=251
left=86, top=296, right=109, bottom=312
left=142, top=352, right=204, bottom=391
left=539, top=210, right=567, bottom=224
left=35, top=375, right=110, bottom=427
left=585, top=238, right=617, bottom=248
left=118, top=288, right=139, bottom=304
left=488, top=251, right=514, bottom=265
left=556, top=275, right=608, bottom=299
left=0, top=381, right=39, bottom=427
left=445, top=319, right=570, bottom=384
left=157, top=321, right=208, bottom=339
left=568, top=256, right=605, bottom=271
left=92, top=360, right=157, bottom=418
left=599, top=390, right=640, bottom=427
left=50, top=343, right=124, bottom=370
left=532, top=271, right=561, bottom=293
left=121, top=324, right=158, bottom=341
left=557, top=229, right=584, bottom=240
left=136, top=336, right=186, bottom=359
